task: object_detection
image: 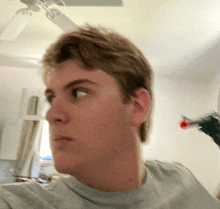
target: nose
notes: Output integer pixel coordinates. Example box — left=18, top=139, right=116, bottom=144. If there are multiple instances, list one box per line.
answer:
left=46, top=99, right=69, bottom=124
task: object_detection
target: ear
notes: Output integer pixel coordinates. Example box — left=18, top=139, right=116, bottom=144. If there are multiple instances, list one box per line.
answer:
left=131, top=88, right=151, bottom=128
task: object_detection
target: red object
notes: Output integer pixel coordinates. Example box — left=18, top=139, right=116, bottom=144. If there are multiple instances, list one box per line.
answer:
left=42, top=164, right=47, bottom=167
left=179, top=120, right=190, bottom=129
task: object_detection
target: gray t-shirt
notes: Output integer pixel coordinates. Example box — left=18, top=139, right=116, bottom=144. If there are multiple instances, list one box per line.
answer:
left=0, top=160, right=219, bottom=208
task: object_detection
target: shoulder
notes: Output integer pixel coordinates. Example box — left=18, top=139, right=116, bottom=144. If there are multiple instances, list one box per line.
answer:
left=0, top=181, right=45, bottom=203
left=144, top=159, right=191, bottom=175
left=0, top=195, right=11, bottom=209
left=144, top=160, right=220, bottom=207
left=0, top=179, right=64, bottom=208
left=0, top=182, right=39, bottom=209
left=0, top=177, right=63, bottom=193
left=144, top=160, right=198, bottom=186
left=0, top=181, right=45, bottom=194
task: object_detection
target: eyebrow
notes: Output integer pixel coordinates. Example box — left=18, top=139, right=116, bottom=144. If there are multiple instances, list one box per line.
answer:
left=45, top=79, right=98, bottom=96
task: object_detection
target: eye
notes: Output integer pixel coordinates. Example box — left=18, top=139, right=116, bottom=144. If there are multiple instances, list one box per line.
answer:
left=46, top=95, right=55, bottom=104
left=72, top=89, right=88, bottom=98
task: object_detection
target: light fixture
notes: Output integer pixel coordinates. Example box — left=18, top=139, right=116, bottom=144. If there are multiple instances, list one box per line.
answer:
left=0, top=9, right=32, bottom=41
left=0, top=0, right=77, bottom=41
left=52, top=0, right=65, bottom=6
left=43, top=7, right=77, bottom=32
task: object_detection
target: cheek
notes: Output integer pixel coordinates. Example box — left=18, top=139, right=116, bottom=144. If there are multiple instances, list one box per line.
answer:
left=89, top=98, right=122, bottom=123
left=89, top=87, right=118, bottom=111
left=79, top=102, right=127, bottom=143
left=67, top=94, right=130, bottom=152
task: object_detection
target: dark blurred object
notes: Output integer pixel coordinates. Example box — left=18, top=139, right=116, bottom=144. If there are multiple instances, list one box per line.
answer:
left=39, top=172, right=48, bottom=181
left=180, top=112, right=220, bottom=147
left=35, top=178, right=46, bottom=184
left=16, top=177, right=33, bottom=182
left=16, top=177, right=36, bottom=182
left=15, top=176, right=46, bottom=184
left=198, top=116, right=220, bottom=147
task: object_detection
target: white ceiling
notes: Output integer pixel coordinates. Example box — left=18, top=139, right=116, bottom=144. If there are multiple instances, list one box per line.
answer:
left=0, top=0, right=220, bottom=79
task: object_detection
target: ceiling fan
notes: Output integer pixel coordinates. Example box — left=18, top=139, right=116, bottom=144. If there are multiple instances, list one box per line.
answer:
left=0, top=0, right=123, bottom=41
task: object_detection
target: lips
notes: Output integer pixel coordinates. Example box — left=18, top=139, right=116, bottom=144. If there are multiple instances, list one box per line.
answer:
left=52, top=134, right=74, bottom=142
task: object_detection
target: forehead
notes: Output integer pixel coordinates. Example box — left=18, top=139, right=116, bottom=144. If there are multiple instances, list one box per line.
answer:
left=47, top=59, right=118, bottom=90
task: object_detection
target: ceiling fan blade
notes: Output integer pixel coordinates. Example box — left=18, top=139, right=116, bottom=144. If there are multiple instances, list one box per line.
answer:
left=0, top=9, right=32, bottom=41
left=53, top=0, right=123, bottom=6
left=46, top=9, right=78, bottom=32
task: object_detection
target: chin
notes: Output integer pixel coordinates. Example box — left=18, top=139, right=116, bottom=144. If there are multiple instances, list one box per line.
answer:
left=52, top=154, right=70, bottom=173
left=53, top=155, right=84, bottom=176
left=54, top=161, right=73, bottom=175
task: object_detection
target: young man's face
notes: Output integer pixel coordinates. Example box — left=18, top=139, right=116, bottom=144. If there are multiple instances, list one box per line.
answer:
left=45, top=59, right=134, bottom=175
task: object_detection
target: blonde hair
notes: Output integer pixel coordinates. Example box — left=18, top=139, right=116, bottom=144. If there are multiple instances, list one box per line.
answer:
left=41, top=24, right=153, bottom=143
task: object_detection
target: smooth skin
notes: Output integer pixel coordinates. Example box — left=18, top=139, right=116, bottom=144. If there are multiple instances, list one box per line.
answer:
left=45, top=59, right=151, bottom=192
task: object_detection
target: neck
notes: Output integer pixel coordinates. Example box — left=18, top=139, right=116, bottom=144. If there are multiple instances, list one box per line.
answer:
left=71, top=142, right=146, bottom=192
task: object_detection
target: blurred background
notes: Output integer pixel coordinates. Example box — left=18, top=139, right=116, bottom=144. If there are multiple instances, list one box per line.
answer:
left=0, top=0, right=219, bottom=197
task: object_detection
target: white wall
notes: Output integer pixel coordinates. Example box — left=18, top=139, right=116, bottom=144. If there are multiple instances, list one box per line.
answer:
left=142, top=73, right=220, bottom=196
left=0, top=66, right=45, bottom=121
